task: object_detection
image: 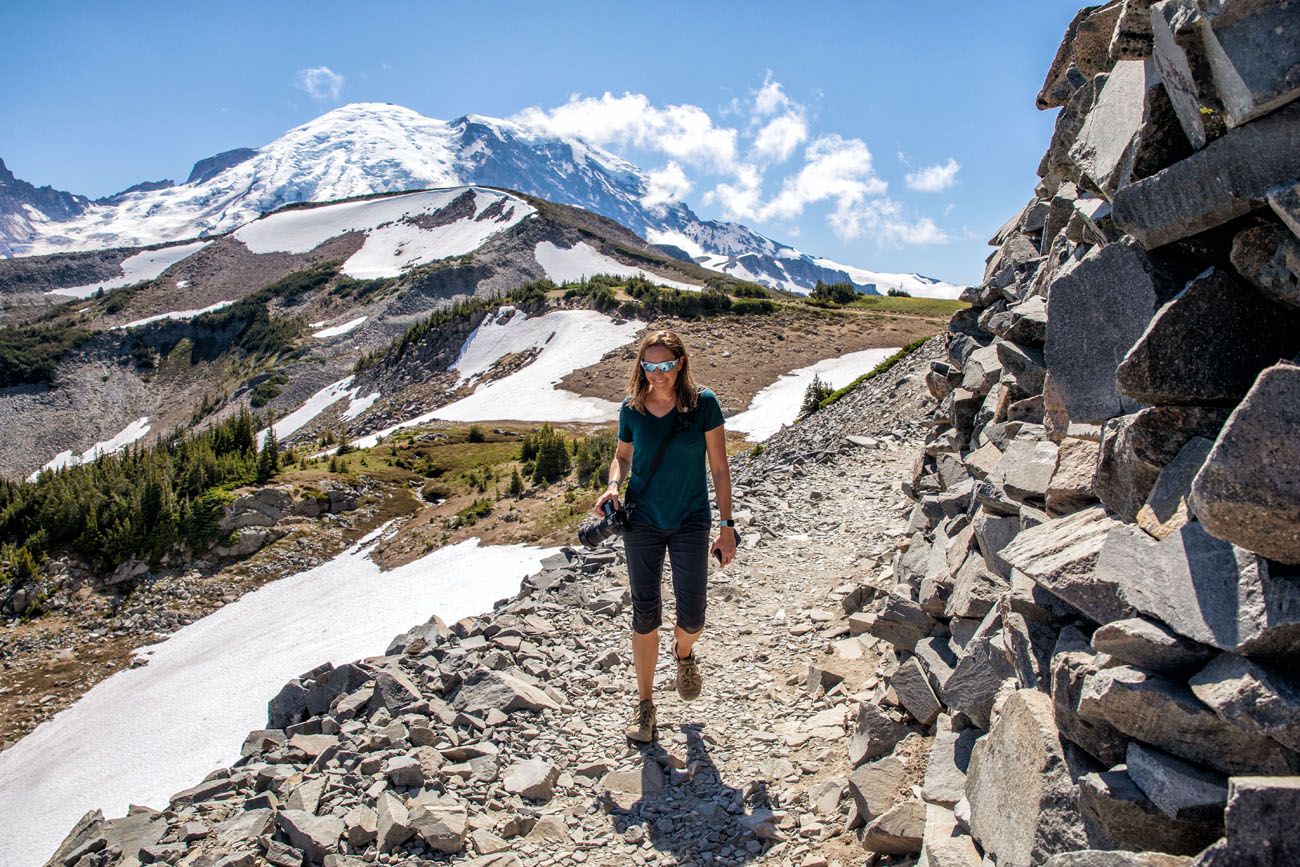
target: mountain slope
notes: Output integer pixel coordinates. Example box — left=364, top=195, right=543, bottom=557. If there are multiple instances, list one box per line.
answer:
left=0, top=104, right=964, bottom=298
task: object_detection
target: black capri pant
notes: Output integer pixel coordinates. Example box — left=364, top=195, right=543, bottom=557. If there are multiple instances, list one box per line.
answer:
left=624, top=517, right=710, bottom=635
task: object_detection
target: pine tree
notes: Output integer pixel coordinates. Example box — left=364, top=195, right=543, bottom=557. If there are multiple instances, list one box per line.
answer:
left=257, top=424, right=280, bottom=482
left=800, top=375, right=834, bottom=418
left=509, top=468, right=524, bottom=497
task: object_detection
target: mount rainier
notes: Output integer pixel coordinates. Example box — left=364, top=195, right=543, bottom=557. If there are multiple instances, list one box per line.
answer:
left=0, top=103, right=962, bottom=299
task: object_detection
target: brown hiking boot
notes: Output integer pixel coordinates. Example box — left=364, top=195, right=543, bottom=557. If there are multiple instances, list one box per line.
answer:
left=626, top=699, right=656, bottom=743
left=673, top=640, right=702, bottom=701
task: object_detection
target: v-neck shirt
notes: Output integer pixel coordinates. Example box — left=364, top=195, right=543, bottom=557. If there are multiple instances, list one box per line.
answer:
left=618, top=388, right=725, bottom=530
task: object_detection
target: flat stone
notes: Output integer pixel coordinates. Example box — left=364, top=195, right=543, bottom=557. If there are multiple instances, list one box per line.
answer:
left=343, top=806, right=377, bottom=848
left=1113, top=101, right=1300, bottom=248
left=1231, top=218, right=1300, bottom=309
left=961, top=344, right=1004, bottom=396
left=967, top=689, right=1088, bottom=867
left=1095, top=406, right=1232, bottom=522
left=502, top=758, right=560, bottom=802
left=1069, top=59, right=1165, bottom=198
left=891, top=657, right=943, bottom=726
left=1000, top=606, right=1057, bottom=691
left=922, top=722, right=978, bottom=807
left=1127, top=741, right=1228, bottom=824
left=1046, top=437, right=1099, bottom=515
left=1001, top=296, right=1049, bottom=347
left=944, top=610, right=1018, bottom=730
left=999, top=439, right=1060, bottom=506
left=1191, top=363, right=1300, bottom=564
left=1117, top=268, right=1300, bottom=406
left=1078, top=766, right=1221, bottom=857
left=848, top=753, right=910, bottom=823
left=376, top=791, right=413, bottom=852
left=601, top=764, right=665, bottom=811
left=849, top=701, right=913, bottom=767
left=1000, top=506, right=1131, bottom=626
left=1137, top=437, right=1213, bottom=540
left=409, top=803, right=467, bottom=854
left=1077, top=665, right=1298, bottom=776
left=869, top=592, right=939, bottom=652
left=1199, top=1, right=1300, bottom=127
left=1043, top=851, right=1195, bottom=866
left=862, top=798, right=926, bottom=855
left=370, top=668, right=422, bottom=714
left=455, top=668, right=559, bottom=715
left=1100, top=521, right=1300, bottom=656
left=1209, top=776, right=1300, bottom=866
left=1049, top=627, right=1129, bottom=766
left=1150, top=0, right=1207, bottom=150
left=276, top=810, right=344, bottom=862
left=997, top=341, right=1046, bottom=398
left=914, top=635, right=958, bottom=698
left=1091, top=617, right=1214, bottom=675
left=1044, top=241, right=1156, bottom=423
left=1190, top=653, right=1300, bottom=752
left=385, top=755, right=423, bottom=788
left=945, top=552, right=1006, bottom=620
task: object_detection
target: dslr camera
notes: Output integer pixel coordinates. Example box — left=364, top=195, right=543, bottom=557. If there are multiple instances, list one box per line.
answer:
left=578, top=500, right=630, bottom=547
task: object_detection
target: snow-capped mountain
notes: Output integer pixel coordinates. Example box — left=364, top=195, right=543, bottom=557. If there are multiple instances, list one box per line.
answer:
left=0, top=103, right=964, bottom=298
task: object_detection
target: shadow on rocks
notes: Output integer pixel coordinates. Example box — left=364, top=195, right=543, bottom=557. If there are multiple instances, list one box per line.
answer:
left=598, top=722, right=779, bottom=865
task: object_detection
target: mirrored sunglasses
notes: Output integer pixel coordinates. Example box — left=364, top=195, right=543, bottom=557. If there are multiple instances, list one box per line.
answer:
left=640, top=358, right=681, bottom=373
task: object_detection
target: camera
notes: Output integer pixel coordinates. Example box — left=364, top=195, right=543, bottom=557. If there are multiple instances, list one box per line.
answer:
left=579, top=500, right=630, bottom=547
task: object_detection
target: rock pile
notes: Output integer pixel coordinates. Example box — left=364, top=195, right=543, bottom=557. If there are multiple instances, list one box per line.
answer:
left=869, top=1, right=1300, bottom=864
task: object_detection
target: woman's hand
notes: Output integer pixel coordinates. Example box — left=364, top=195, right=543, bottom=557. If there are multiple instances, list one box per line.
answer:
left=711, top=527, right=738, bottom=566
left=592, top=485, right=622, bottom=517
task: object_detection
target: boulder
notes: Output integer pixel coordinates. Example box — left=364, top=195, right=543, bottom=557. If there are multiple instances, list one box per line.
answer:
left=370, top=668, right=422, bottom=714
left=1116, top=268, right=1300, bottom=406
left=502, top=758, right=560, bottom=802
left=891, top=657, right=943, bottom=726
left=1045, top=241, right=1157, bottom=423
left=1190, top=653, right=1300, bottom=752
left=848, top=753, right=911, bottom=822
left=961, top=344, right=1005, bottom=396
left=1076, top=665, right=1298, bottom=775
left=945, top=552, right=1006, bottom=619
left=869, top=592, right=939, bottom=652
left=999, top=296, right=1049, bottom=347
left=1150, top=0, right=1208, bottom=150
left=1136, top=437, right=1213, bottom=541
left=862, top=798, right=926, bottom=855
left=998, top=341, right=1047, bottom=398
left=1047, top=437, right=1100, bottom=515
left=1050, top=628, right=1129, bottom=766
left=1191, top=363, right=1300, bottom=564
left=1203, top=776, right=1300, bottom=866
left=409, top=803, right=468, bottom=854
left=276, top=810, right=344, bottom=862
left=1037, top=3, right=1123, bottom=109
left=1099, top=521, right=1300, bottom=657
left=944, top=610, right=1019, bottom=730
left=849, top=702, right=914, bottom=767
left=1079, top=766, right=1220, bottom=856
left=1230, top=219, right=1300, bottom=309
left=966, top=689, right=1088, bottom=867
left=384, top=755, right=423, bottom=788
left=455, top=668, right=559, bottom=715
left=1000, top=506, right=1132, bottom=626
left=376, top=791, right=414, bottom=852
left=1109, top=0, right=1154, bottom=60
left=1090, top=617, right=1214, bottom=675
left=1094, top=406, right=1230, bottom=522
left=1126, top=741, right=1227, bottom=824
left=1112, top=101, right=1300, bottom=248
left=999, top=439, right=1060, bottom=506
left=922, top=723, right=979, bottom=807
left=1198, top=1, right=1300, bottom=127
left=921, top=802, right=982, bottom=867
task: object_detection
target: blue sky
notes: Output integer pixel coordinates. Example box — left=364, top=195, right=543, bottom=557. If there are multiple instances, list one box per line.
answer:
left=0, top=1, right=1082, bottom=285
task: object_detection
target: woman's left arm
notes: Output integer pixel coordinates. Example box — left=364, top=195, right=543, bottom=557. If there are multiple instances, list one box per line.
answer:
left=705, top=425, right=737, bottom=566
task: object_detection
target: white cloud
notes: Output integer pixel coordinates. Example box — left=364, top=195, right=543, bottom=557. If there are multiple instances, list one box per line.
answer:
left=905, top=157, right=961, bottom=192
left=752, top=112, right=808, bottom=163
left=832, top=198, right=950, bottom=245
left=754, top=72, right=794, bottom=116
left=641, top=162, right=693, bottom=210
left=296, top=66, right=344, bottom=102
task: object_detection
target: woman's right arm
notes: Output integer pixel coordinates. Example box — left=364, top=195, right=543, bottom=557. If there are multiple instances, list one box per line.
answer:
left=593, top=439, right=633, bottom=515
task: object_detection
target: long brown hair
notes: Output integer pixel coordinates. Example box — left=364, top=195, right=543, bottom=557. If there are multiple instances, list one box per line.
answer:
left=625, top=330, right=700, bottom=414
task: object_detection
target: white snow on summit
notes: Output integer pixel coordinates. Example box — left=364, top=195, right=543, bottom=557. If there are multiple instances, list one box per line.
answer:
left=812, top=257, right=965, bottom=300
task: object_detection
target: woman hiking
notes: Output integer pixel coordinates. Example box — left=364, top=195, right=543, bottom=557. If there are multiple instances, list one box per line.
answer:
left=592, top=329, right=737, bottom=743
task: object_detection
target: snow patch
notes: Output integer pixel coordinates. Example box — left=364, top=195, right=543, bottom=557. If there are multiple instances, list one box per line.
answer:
left=117, top=299, right=235, bottom=329
left=729, top=348, right=900, bottom=442
left=811, top=257, right=966, bottom=300
left=46, top=242, right=209, bottom=299
left=30, top=417, right=152, bottom=480
left=534, top=241, right=701, bottom=292
left=342, top=391, right=380, bottom=421
left=0, top=531, right=557, bottom=867
left=257, top=377, right=357, bottom=445
left=312, top=315, right=367, bottom=338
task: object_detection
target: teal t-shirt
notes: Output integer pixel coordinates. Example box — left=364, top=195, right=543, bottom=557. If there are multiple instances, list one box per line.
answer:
left=618, top=388, right=725, bottom=530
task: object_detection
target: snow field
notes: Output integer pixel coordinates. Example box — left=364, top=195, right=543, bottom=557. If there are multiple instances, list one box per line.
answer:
left=311, top=315, right=367, bottom=338
left=46, top=241, right=209, bottom=298
left=728, top=347, right=900, bottom=442
left=257, top=377, right=364, bottom=446
left=117, top=299, right=235, bottom=329
left=30, top=417, right=152, bottom=481
left=534, top=241, right=701, bottom=292
left=0, top=529, right=557, bottom=867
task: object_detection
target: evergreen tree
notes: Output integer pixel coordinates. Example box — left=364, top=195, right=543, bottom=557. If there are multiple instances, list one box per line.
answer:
left=509, top=468, right=524, bottom=497
left=800, top=375, right=834, bottom=418
left=257, top=423, right=280, bottom=482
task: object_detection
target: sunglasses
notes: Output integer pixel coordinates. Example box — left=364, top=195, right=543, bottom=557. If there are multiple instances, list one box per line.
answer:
left=640, top=358, right=681, bottom=373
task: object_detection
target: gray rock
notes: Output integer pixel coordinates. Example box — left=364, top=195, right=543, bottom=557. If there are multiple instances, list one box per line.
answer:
left=502, top=758, right=560, bottom=801
left=1150, top=0, right=1207, bottom=150
left=376, top=791, right=414, bottom=852
left=1001, top=606, right=1057, bottom=691
left=915, top=635, right=959, bottom=698
left=601, top=764, right=666, bottom=811
left=849, top=702, right=914, bottom=767
left=1047, top=437, right=1100, bottom=515
left=1037, top=3, right=1123, bottom=109
left=1198, top=0, right=1300, bottom=127
left=343, top=806, right=377, bottom=848
left=1068, top=59, right=1164, bottom=197
left=1091, top=617, right=1214, bottom=675
left=891, top=657, right=943, bottom=726
left=862, top=798, right=926, bottom=855
left=922, top=802, right=982, bottom=867
left=1094, top=406, right=1230, bottom=522
left=276, top=810, right=344, bottom=862
left=922, top=722, right=979, bottom=807
left=1000, top=506, right=1131, bottom=626
left=1207, top=776, right=1300, bottom=866
left=1050, top=628, right=1129, bottom=766
left=1113, top=101, right=1300, bottom=248
left=1110, top=0, right=1154, bottom=60
left=370, top=668, right=421, bottom=714
left=1044, top=241, right=1156, bottom=423
left=1077, top=665, right=1298, bottom=775
left=997, top=341, right=1047, bottom=398
left=1127, top=741, right=1228, bottom=824
left=1272, top=180, right=1300, bottom=238
left=999, top=296, right=1049, bottom=347
left=966, top=689, right=1088, bottom=867
left=1043, top=850, right=1194, bottom=866
left=1190, top=653, right=1300, bottom=752
left=1101, top=521, right=1300, bottom=656
left=848, top=753, right=910, bottom=822
left=409, top=803, right=468, bottom=853
left=961, top=344, right=1005, bottom=396
left=455, top=668, right=559, bottom=715
left=1117, top=268, right=1300, bottom=406
left=1231, top=219, right=1300, bottom=309
left=1078, top=766, right=1220, bottom=856
left=944, top=611, right=1018, bottom=730
left=945, top=552, right=1006, bottom=619
left=1191, top=363, right=1300, bottom=564
left=869, top=592, right=939, bottom=652
left=1136, top=437, right=1213, bottom=541
left=999, top=439, right=1060, bottom=506
left=385, top=755, right=423, bottom=788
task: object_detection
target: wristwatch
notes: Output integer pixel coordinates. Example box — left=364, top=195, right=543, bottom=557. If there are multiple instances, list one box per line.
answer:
left=718, top=519, right=736, bottom=527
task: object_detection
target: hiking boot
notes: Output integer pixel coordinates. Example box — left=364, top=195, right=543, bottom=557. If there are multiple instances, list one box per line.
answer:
left=626, top=699, right=656, bottom=743
left=673, top=640, right=702, bottom=701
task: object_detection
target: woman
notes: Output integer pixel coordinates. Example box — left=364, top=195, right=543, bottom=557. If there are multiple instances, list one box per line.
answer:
left=593, top=329, right=737, bottom=743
